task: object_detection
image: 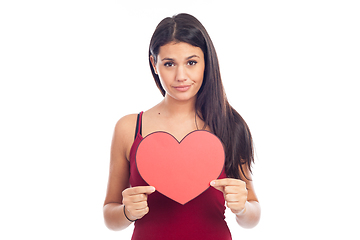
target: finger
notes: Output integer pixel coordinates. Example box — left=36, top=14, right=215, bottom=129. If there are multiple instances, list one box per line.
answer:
left=224, top=186, right=240, bottom=194
left=210, top=182, right=225, bottom=193
left=131, top=207, right=149, bottom=219
left=127, top=193, right=148, bottom=203
left=226, top=202, right=245, bottom=214
left=210, top=179, right=245, bottom=194
left=131, top=186, right=156, bottom=195
left=224, top=185, right=247, bottom=194
left=124, top=200, right=149, bottom=218
left=224, top=193, right=247, bottom=203
left=131, top=201, right=149, bottom=211
left=125, top=205, right=149, bottom=220
left=210, top=178, right=244, bottom=187
left=123, top=186, right=156, bottom=196
left=224, top=193, right=240, bottom=202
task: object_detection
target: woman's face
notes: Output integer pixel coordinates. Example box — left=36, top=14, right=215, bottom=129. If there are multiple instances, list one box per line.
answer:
left=151, top=41, right=205, bottom=103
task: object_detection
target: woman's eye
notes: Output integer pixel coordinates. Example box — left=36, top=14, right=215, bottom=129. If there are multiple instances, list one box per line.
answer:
left=188, top=60, right=197, bottom=66
left=164, top=62, right=174, bottom=67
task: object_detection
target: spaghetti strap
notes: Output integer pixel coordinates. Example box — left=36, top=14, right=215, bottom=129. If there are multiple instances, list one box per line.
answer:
left=134, top=111, right=143, bottom=140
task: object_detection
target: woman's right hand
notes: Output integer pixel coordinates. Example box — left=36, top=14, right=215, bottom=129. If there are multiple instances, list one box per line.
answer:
left=122, top=186, right=156, bottom=221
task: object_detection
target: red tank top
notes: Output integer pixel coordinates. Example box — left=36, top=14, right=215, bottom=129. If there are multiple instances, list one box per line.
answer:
left=129, top=112, right=232, bottom=240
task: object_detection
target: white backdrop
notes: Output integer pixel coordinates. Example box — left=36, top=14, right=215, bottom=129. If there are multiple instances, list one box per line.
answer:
left=1, top=0, right=359, bottom=239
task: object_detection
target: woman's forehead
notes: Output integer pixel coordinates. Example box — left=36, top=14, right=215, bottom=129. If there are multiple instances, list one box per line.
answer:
left=158, top=42, right=204, bottom=60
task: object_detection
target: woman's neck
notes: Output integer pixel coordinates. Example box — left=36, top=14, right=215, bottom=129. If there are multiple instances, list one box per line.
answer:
left=159, top=95, right=197, bottom=118
left=143, top=94, right=206, bottom=139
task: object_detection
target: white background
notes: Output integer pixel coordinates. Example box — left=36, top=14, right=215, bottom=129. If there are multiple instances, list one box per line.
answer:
left=1, top=0, right=359, bottom=239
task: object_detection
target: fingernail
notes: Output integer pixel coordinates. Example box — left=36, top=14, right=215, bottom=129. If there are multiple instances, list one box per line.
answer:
left=150, top=186, right=156, bottom=192
left=210, top=181, right=215, bottom=186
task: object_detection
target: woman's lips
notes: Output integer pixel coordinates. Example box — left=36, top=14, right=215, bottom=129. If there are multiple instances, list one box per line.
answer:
left=173, top=85, right=191, bottom=92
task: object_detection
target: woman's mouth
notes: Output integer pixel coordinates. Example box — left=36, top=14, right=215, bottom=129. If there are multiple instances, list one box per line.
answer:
left=173, top=85, right=191, bottom=92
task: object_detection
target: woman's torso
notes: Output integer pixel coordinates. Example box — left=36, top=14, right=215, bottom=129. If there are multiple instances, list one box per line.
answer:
left=128, top=111, right=232, bottom=240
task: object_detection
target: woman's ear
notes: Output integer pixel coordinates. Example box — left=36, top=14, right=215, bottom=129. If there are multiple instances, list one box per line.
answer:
left=150, top=55, right=158, bottom=75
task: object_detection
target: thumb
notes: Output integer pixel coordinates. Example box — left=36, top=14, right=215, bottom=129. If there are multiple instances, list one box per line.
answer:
left=131, top=186, right=156, bottom=195
left=210, top=180, right=225, bottom=193
left=145, top=186, right=156, bottom=194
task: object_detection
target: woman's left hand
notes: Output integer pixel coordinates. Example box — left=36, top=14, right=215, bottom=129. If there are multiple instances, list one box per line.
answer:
left=210, top=178, right=248, bottom=215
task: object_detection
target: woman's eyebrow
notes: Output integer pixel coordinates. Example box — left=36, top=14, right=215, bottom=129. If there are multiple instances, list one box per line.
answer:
left=161, top=55, right=200, bottom=62
left=161, top=57, right=175, bottom=61
left=186, top=55, right=200, bottom=60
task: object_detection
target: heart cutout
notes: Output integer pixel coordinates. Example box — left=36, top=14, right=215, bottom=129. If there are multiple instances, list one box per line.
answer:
left=136, top=130, right=225, bottom=205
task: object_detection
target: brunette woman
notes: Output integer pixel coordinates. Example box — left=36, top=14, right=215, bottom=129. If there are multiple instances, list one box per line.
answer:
left=103, top=13, right=261, bottom=239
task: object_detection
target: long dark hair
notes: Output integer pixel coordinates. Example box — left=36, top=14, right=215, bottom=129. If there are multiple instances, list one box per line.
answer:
left=149, top=13, right=254, bottom=180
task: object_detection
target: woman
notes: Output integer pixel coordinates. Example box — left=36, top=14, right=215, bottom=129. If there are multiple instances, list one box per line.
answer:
left=103, top=13, right=261, bottom=239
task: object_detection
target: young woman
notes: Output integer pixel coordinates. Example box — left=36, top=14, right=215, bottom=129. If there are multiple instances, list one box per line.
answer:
left=103, top=13, right=261, bottom=239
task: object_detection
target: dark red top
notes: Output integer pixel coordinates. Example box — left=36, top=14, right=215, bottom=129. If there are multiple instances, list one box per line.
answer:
left=129, top=112, right=232, bottom=240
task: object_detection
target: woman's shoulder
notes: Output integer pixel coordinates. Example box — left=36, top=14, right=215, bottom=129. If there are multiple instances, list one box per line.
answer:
left=114, top=104, right=160, bottom=135
left=116, top=113, right=139, bottom=126
left=113, top=113, right=139, bottom=140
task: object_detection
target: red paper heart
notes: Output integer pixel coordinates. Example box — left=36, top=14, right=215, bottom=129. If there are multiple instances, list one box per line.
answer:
left=136, top=130, right=225, bottom=205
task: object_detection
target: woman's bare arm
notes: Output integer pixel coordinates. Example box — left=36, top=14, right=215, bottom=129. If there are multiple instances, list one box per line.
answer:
left=103, top=114, right=137, bottom=231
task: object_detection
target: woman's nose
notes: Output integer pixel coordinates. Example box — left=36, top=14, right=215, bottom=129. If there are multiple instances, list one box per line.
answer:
left=176, top=65, right=187, bottom=82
